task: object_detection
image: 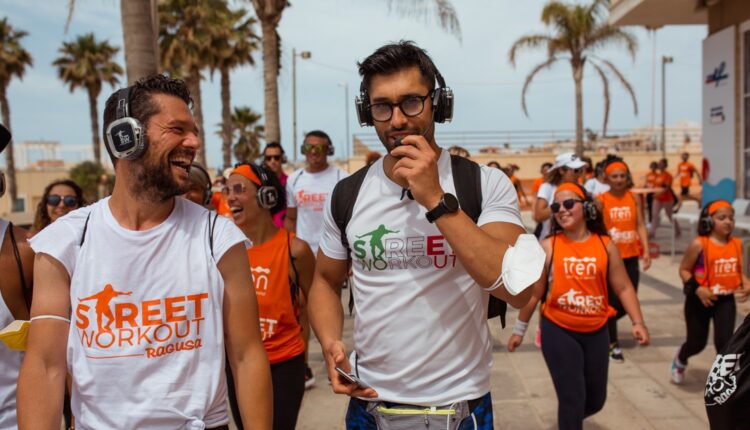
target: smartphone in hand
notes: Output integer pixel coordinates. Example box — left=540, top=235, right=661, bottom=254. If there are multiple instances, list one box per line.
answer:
left=335, top=367, right=371, bottom=389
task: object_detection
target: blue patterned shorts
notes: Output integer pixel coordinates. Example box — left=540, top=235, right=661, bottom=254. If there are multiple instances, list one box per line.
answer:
left=345, top=392, right=493, bottom=430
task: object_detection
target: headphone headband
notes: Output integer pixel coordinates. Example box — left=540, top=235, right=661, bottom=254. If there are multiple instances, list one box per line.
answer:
left=116, top=88, right=130, bottom=119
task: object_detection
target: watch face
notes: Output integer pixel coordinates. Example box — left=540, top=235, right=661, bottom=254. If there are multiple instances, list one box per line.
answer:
left=443, top=193, right=459, bottom=212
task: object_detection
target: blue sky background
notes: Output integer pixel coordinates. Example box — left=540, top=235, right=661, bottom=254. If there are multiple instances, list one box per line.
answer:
left=0, top=0, right=706, bottom=170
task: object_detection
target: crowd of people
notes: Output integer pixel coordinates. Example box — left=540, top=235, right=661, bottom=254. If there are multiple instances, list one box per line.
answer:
left=0, top=40, right=747, bottom=430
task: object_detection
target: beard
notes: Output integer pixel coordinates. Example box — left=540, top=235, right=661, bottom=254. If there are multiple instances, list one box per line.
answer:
left=130, top=154, right=189, bottom=203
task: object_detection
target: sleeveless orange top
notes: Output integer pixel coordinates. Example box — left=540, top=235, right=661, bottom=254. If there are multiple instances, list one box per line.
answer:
left=697, top=236, right=743, bottom=295
left=598, top=191, right=640, bottom=259
left=543, top=233, right=615, bottom=333
left=531, top=177, right=544, bottom=194
left=248, top=228, right=305, bottom=364
left=645, top=172, right=657, bottom=188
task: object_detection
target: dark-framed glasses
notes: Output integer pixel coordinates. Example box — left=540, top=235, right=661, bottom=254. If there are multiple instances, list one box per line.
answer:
left=370, top=94, right=430, bottom=122
left=264, top=155, right=282, bottom=161
left=550, top=199, right=582, bottom=214
left=222, top=183, right=247, bottom=196
left=47, top=194, right=78, bottom=208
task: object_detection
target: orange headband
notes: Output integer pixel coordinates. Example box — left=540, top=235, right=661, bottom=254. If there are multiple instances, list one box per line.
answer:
left=555, top=182, right=586, bottom=199
left=707, top=200, right=732, bottom=216
left=604, top=161, right=628, bottom=176
left=231, top=164, right=262, bottom=187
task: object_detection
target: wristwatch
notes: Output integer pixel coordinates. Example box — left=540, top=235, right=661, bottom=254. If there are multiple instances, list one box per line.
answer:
left=426, top=193, right=460, bottom=223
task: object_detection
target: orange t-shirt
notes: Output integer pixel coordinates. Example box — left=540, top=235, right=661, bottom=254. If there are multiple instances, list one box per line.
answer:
left=697, top=236, right=743, bottom=295
left=653, top=171, right=674, bottom=203
left=248, top=229, right=305, bottom=364
left=677, top=161, right=696, bottom=187
left=645, top=172, right=657, bottom=188
left=598, top=191, right=640, bottom=259
left=543, top=233, right=615, bottom=333
left=531, top=177, right=544, bottom=195
left=210, top=191, right=232, bottom=218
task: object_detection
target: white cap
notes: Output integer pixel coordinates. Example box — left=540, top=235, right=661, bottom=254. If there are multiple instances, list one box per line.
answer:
left=550, top=152, right=586, bottom=171
left=222, top=167, right=234, bottom=180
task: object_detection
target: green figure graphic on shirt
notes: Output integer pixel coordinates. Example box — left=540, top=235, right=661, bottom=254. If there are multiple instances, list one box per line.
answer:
left=357, top=224, right=399, bottom=261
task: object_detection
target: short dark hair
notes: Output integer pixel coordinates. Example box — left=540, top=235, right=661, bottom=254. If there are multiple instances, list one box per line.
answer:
left=263, top=142, right=285, bottom=155
left=541, top=162, right=553, bottom=169
left=102, top=74, right=193, bottom=164
left=304, top=130, right=331, bottom=146
left=357, top=40, right=438, bottom=94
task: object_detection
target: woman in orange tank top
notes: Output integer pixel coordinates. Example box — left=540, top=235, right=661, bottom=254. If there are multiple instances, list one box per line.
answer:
left=594, top=157, right=651, bottom=362
left=671, top=200, right=750, bottom=385
left=508, top=182, right=649, bottom=430
left=225, top=163, right=316, bottom=430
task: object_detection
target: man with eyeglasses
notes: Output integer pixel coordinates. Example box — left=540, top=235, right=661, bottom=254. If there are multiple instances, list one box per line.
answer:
left=262, top=142, right=289, bottom=228
left=0, top=123, right=35, bottom=430
left=308, top=41, right=535, bottom=428
left=284, top=130, right=348, bottom=255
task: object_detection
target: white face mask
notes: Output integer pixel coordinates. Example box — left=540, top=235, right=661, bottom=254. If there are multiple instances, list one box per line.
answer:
left=500, top=234, right=546, bottom=296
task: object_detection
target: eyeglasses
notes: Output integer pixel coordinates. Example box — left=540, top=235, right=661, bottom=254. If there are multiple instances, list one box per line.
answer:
left=302, top=143, right=329, bottom=155
left=221, top=183, right=247, bottom=196
left=370, top=94, right=430, bottom=122
left=47, top=195, right=78, bottom=208
left=550, top=199, right=582, bottom=214
left=560, top=167, right=584, bottom=175
left=264, top=155, right=283, bottom=161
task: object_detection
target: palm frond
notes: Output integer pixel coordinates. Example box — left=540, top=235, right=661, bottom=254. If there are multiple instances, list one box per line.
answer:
left=520, top=57, right=559, bottom=117
left=385, top=0, right=462, bottom=41
left=508, top=34, right=555, bottom=67
left=589, top=61, right=611, bottom=137
left=540, top=1, right=571, bottom=35
left=595, top=56, right=638, bottom=115
left=586, top=26, right=638, bottom=60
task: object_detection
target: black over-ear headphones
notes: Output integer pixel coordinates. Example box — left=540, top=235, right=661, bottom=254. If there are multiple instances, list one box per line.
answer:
left=571, top=182, right=599, bottom=221
left=355, top=68, right=454, bottom=127
left=241, top=162, right=279, bottom=210
left=189, top=162, right=212, bottom=206
left=105, top=87, right=146, bottom=160
left=698, top=201, right=730, bottom=236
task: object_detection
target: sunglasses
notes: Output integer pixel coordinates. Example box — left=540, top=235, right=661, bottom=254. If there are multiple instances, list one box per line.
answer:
left=47, top=194, right=79, bottom=208
left=560, top=167, right=584, bottom=175
left=302, top=143, right=329, bottom=155
left=550, top=199, right=582, bottom=214
left=221, top=183, right=247, bottom=196
left=264, top=155, right=283, bottom=161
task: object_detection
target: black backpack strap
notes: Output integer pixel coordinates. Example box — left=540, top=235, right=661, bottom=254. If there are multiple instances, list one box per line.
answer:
left=331, top=164, right=372, bottom=255
left=79, top=212, right=91, bottom=246
left=208, top=211, right=219, bottom=260
left=8, top=222, right=31, bottom=310
left=287, top=230, right=301, bottom=319
left=450, top=155, right=508, bottom=327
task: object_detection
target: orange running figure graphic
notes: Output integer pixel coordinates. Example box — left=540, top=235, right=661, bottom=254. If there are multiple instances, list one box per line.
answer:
left=78, top=284, right=132, bottom=332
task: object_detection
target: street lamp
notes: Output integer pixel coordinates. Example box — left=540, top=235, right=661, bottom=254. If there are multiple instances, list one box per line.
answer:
left=292, top=48, right=311, bottom=163
left=661, top=55, right=673, bottom=159
left=338, top=82, right=350, bottom=161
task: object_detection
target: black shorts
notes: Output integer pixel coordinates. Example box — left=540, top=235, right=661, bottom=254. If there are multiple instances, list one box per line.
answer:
left=681, top=186, right=690, bottom=196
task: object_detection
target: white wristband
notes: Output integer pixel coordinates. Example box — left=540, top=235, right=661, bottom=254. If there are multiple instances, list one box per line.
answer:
left=30, top=315, right=71, bottom=323
left=513, top=320, right=529, bottom=337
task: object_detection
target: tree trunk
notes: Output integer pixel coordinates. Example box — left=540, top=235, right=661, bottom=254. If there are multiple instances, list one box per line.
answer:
left=187, top=70, right=206, bottom=166
left=121, top=0, right=160, bottom=84
left=87, top=89, right=101, bottom=166
left=0, top=88, right=17, bottom=209
left=260, top=21, right=281, bottom=145
left=220, top=67, right=232, bottom=169
left=573, top=64, right=584, bottom=157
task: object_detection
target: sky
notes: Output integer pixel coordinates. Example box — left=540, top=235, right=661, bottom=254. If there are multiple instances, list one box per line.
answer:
left=0, top=0, right=707, bottom=170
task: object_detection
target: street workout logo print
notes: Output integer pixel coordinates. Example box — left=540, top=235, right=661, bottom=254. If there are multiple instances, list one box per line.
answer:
left=706, top=353, right=743, bottom=406
left=75, top=284, right=208, bottom=359
left=351, top=224, right=458, bottom=271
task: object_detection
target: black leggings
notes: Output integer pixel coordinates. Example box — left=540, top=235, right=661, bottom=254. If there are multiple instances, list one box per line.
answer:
left=678, top=294, right=736, bottom=365
left=607, top=256, right=640, bottom=344
left=227, top=353, right=306, bottom=430
left=541, top=316, right=609, bottom=430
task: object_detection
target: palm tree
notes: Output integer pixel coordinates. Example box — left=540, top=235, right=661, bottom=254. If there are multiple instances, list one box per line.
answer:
left=508, top=0, right=638, bottom=155
left=249, top=0, right=462, bottom=146
left=67, top=0, right=159, bottom=84
left=160, top=0, right=230, bottom=166
left=231, top=106, right=265, bottom=163
left=53, top=33, right=123, bottom=166
left=209, top=9, right=260, bottom=169
left=0, top=18, right=33, bottom=208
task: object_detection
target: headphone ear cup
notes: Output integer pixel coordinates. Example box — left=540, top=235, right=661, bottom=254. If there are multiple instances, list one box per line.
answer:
left=327, top=144, right=334, bottom=156
left=106, top=118, right=145, bottom=160
left=584, top=201, right=598, bottom=221
left=256, top=186, right=279, bottom=210
left=281, top=154, right=287, bottom=164
left=431, top=87, right=444, bottom=123
left=355, top=94, right=373, bottom=127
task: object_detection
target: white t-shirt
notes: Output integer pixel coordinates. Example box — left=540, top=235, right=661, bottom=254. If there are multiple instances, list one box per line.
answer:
left=319, top=151, right=522, bottom=405
left=30, top=198, right=248, bottom=430
left=536, top=182, right=558, bottom=240
left=286, top=165, right=348, bottom=254
left=0, top=220, right=23, bottom=430
left=584, top=178, right=610, bottom=197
